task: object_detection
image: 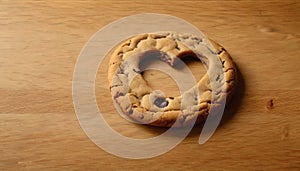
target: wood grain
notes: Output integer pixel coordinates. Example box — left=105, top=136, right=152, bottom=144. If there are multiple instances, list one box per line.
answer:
left=1, top=0, right=299, bottom=170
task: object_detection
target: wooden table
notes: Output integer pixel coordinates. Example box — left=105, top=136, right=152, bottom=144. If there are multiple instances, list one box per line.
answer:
left=1, top=1, right=299, bottom=170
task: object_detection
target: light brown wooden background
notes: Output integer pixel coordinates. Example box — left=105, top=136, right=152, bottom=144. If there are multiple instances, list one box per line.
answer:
left=1, top=0, right=299, bottom=170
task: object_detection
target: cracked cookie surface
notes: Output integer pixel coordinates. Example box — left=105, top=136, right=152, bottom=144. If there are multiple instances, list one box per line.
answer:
left=107, top=32, right=237, bottom=127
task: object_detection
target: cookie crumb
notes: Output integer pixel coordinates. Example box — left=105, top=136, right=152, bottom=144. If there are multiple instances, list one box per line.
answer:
left=266, top=99, right=274, bottom=109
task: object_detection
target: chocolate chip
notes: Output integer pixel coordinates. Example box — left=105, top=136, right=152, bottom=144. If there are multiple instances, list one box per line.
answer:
left=128, top=108, right=133, bottom=115
left=216, top=74, right=220, bottom=81
left=154, top=97, right=169, bottom=108
left=114, top=92, right=124, bottom=99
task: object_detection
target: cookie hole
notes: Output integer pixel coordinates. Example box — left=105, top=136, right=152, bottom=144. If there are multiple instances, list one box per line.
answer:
left=154, top=97, right=169, bottom=108
left=142, top=69, right=180, bottom=97
left=169, top=97, right=174, bottom=100
left=176, top=53, right=207, bottom=87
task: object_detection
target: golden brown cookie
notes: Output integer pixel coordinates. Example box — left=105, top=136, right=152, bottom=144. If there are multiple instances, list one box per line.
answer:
left=107, top=32, right=237, bottom=127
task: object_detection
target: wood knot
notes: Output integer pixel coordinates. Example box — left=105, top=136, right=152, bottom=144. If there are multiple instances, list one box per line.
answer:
left=266, top=99, right=274, bottom=110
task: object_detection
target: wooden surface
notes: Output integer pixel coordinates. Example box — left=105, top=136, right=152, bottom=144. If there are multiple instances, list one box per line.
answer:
left=1, top=0, right=299, bottom=170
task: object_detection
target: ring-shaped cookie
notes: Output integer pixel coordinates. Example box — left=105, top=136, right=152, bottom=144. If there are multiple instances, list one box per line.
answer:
left=108, top=32, right=237, bottom=127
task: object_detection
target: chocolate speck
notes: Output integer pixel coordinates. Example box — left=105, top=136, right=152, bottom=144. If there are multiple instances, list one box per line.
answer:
left=216, top=74, right=220, bottom=81
left=128, top=108, right=133, bottom=115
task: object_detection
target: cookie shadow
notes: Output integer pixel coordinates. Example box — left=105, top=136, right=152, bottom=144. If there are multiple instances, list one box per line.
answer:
left=187, top=66, right=245, bottom=137
left=139, top=66, right=245, bottom=137
left=218, top=66, right=245, bottom=127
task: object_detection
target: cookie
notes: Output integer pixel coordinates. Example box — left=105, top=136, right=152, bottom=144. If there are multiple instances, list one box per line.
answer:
left=107, top=32, right=237, bottom=127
